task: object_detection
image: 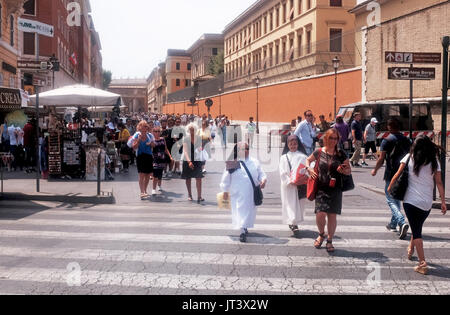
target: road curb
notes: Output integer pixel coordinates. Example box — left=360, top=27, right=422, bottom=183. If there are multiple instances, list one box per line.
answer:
left=0, top=192, right=115, bottom=205
left=358, top=183, right=449, bottom=210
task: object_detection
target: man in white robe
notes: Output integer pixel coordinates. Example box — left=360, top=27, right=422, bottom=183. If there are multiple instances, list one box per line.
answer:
left=220, top=142, right=267, bottom=243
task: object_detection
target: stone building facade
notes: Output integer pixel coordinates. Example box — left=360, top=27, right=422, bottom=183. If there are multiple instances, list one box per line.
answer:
left=223, top=0, right=357, bottom=90
left=351, top=0, right=449, bottom=102
left=0, top=0, right=26, bottom=89
left=108, top=78, right=148, bottom=113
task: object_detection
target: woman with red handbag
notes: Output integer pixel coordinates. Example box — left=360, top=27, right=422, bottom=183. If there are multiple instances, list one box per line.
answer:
left=305, top=129, right=352, bottom=253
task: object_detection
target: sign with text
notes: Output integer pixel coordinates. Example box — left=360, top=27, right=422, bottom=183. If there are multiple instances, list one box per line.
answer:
left=18, top=18, right=54, bottom=37
left=18, top=60, right=56, bottom=71
left=385, top=52, right=441, bottom=64
left=0, top=88, right=22, bottom=110
left=388, top=67, right=436, bottom=80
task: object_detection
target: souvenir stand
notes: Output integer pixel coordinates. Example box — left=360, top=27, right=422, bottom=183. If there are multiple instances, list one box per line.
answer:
left=29, top=85, right=124, bottom=185
left=0, top=87, right=28, bottom=194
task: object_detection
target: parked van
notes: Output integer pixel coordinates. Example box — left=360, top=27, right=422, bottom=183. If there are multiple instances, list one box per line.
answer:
left=337, top=100, right=434, bottom=143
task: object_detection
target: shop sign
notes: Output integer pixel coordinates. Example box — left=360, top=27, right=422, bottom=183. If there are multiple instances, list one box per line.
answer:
left=0, top=87, right=22, bottom=110
left=2, top=62, right=17, bottom=75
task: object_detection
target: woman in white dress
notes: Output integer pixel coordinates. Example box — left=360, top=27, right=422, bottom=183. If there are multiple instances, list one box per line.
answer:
left=220, top=142, right=267, bottom=243
left=280, top=135, right=308, bottom=237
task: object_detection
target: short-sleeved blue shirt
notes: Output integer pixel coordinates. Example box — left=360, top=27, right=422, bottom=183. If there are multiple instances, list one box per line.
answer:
left=132, top=132, right=154, bottom=156
left=351, top=120, right=363, bottom=141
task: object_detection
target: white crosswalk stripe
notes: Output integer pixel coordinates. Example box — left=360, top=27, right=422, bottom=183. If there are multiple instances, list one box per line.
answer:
left=0, top=201, right=449, bottom=295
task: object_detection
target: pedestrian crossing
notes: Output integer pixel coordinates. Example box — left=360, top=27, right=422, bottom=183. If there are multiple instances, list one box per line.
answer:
left=0, top=201, right=449, bottom=295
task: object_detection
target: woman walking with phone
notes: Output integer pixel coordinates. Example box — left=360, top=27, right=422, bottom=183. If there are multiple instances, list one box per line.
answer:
left=306, top=129, right=352, bottom=253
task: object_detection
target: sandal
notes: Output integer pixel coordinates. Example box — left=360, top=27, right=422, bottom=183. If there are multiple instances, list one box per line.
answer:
left=197, top=198, right=205, bottom=204
left=188, top=196, right=193, bottom=201
left=407, top=246, right=414, bottom=261
left=414, top=261, right=429, bottom=275
left=326, top=239, right=335, bottom=253
left=314, top=233, right=326, bottom=249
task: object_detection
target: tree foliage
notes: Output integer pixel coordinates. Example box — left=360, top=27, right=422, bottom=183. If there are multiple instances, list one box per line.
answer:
left=207, top=51, right=224, bottom=76
left=102, top=70, right=112, bottom=90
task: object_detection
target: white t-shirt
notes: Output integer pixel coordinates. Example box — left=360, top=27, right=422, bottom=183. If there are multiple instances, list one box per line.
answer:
left=8, top=126, right=17, bottom=146
left=401, top=154, right=441, bottom=211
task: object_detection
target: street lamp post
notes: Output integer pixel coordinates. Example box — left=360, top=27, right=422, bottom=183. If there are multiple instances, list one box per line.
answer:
left=332, top=56, right=340, bottom=119
left=255, top=76, right=260, bottom=134
left=218, top=87, right=222, bottom=117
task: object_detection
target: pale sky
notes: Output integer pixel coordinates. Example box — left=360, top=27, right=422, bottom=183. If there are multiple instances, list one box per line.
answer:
left=90, top=0, right=366, bottom=79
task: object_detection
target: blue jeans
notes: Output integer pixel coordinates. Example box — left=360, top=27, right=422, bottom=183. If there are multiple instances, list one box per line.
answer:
left=385, top=181, right=406, bottom=228
left=221, top=127, right=227, bottom=146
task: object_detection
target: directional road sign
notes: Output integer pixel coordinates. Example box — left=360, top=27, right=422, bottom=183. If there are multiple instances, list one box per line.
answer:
left=388, top=67, right=436, bottom=80
left=18, top=18, right=54, bottom=37
left=18, top=60, right=56, bottom=71
left=385, top=51, right=441, bottom=64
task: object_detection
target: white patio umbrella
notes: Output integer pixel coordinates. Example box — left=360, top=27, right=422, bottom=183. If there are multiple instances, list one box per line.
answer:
left=88, top=105, right=127, bottom=113
left=29, top=84, right=124, bottom=107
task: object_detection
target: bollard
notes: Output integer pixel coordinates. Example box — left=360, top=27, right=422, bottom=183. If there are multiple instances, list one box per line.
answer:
left=1, top=162, right=3, bottom=196
left=97, top=149, right=101, bottom=196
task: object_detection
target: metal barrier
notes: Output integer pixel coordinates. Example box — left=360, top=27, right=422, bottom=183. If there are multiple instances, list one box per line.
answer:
left=268, top=130, right=291, bottom=153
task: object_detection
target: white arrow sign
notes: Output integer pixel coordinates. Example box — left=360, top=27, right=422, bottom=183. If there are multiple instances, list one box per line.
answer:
left=391, top=68, right=401, bottom=78
left=386, top=53, right=395, bottom=62
left=18, top=18, right=54, bottom=37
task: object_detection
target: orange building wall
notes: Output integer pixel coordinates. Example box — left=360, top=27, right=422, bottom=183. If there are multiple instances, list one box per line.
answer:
left=164, top=68, right=362, bottom=123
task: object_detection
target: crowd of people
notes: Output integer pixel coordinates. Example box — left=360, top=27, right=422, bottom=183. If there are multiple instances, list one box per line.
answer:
left=0, top=118, right=38, bottom=173
left=220, top=110, right=446, bottom=276
left=1, top=109, right=447, bottom=276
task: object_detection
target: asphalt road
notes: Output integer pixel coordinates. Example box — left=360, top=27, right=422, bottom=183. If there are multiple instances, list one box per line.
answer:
left=0, top=137, right=449, bottom=295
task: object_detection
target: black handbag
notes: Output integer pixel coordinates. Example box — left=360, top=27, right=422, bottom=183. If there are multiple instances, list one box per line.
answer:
left=390, top=157, right=410, bottom=201
left=341, top=174, right=355, bottom=192
left=240, top=161, right=263, bottom=206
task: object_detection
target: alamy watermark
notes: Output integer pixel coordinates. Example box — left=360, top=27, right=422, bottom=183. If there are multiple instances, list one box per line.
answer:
left=366, top=1, right=381, bottom=28
left=366, top=262, right=381, bottom=287
left=66, top=262, right=82, bottom=287
left=67, top=2, right=81, bottom=27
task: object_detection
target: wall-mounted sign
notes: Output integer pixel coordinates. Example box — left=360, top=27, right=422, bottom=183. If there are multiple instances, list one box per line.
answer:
left=388, top=67, right=436, bottom=80
left=2, top=62, right=17, bottom=75
left=0, top=87, right=22, bottom=111
left=385, top=52, right=441, bottom=64
left=18, top=18, right=54, bottom=38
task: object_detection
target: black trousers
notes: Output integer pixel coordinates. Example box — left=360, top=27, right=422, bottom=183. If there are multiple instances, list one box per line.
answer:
left=403, top=203, right=431, bottom=240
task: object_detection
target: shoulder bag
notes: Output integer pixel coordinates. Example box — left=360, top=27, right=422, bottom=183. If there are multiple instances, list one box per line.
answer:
left=338, top=150, right=355, bottom=192
left=240, top=161, right=263, bottom=206
left=286, top=155, right=307, bottom=200
left=390, top=156, right=410, bottom=201
left=307, top=148, right=322, bottom=201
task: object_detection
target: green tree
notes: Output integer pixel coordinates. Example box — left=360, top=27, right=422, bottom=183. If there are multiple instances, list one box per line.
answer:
left=207, top=51, right=224, bottom=76
left=102, top=70, right=112, bottom=90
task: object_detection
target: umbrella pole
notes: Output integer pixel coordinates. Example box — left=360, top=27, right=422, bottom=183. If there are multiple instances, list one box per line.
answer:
left=36, top=35, right=40, bottom=193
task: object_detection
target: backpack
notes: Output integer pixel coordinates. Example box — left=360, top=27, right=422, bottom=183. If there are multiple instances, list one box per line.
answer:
left=388, top=135, right=411, bottom=179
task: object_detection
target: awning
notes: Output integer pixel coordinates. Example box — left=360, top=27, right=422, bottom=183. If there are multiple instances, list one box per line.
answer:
left=29, top=84, right=124, bottom=107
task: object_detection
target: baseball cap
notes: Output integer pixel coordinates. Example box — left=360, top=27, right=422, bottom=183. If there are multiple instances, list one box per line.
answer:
left=371, top=118, right=378, bottom=124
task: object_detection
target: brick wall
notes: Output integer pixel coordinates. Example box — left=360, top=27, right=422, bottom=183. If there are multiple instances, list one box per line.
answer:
left=163, top=68, right=362, bottom=123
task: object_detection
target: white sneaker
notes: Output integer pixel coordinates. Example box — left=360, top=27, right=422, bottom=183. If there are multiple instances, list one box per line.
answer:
left=157, top=186, right=162, bottom=193
left=152, top=189, right=157, bottom=196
